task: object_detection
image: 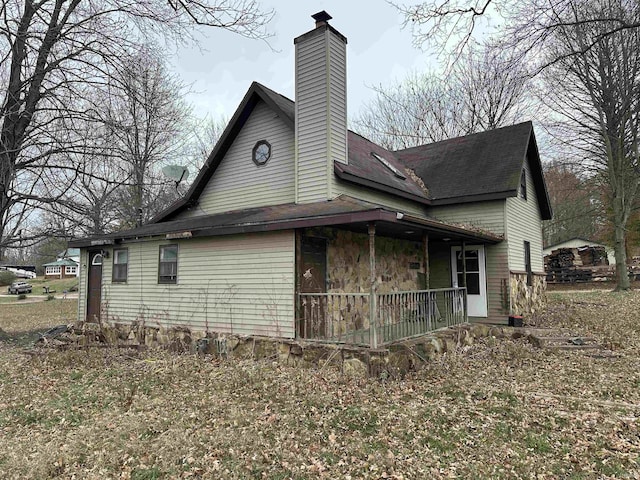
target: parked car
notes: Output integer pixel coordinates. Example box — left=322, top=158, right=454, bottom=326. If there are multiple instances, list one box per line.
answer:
left=8, top=281, right=32, bottom=294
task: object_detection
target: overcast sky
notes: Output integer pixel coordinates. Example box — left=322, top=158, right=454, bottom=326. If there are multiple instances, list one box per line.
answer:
left=170, top=1, right=435, bottom=122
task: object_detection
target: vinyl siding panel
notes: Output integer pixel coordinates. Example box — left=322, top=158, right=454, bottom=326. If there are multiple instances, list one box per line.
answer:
left=427, top=200, right=509, bottom=323
left=77, top=249, right=88, bottom=322
left=99, top=231, right=295, bottom=338
left=483, top=242, right=510, bottom=322
left=295, top=28, right=347, bottom=203
left=336, top=182, right=428, bottom=217
left=506, top=155, right=545, bottom=272
left=428, top=200, right=506, bottom=236
left=191, top=101, right=295, bottom=216
left=428, top=241, right=509, bottom=323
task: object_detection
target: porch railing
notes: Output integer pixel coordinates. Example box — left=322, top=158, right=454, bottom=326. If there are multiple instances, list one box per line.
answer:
left=298, top=287, right=467, bottom=347
left=298, top=293, right=371, bottom=346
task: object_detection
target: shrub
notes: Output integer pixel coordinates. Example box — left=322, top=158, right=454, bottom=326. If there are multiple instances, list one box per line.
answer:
left=46, top=295, right=55, bottom=301
left=0, top=271, right=16, bottom=286
left=17, top=293, right=27, bottom=300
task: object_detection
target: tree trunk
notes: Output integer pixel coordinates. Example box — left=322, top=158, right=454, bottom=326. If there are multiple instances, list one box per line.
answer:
left=613, top=195, right=630, bottom=290
left=0, top=150, right=15, bottom=255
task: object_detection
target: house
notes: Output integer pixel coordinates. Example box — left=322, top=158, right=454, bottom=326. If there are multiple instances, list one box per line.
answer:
left=42, top=248, right=81, bottom=279
left=69, top=12, right=551, bottom=348
left=543, top=238, right=614, bottom=265
left=43, top=259, right=79, bottom=279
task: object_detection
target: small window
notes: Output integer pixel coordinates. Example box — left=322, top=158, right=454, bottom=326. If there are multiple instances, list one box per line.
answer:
left=46, top=266, right=61, bottom=275
left=252, top=140, right=271, bottom=166
left=371, top=152, right=406, bottom=179
left=112, top=249, right=128, bottom=283
left=158, top=244, right=178, bottom=284
left=65, top=265, right=78, bottom=275
left=524, top=241, right=532, bottom=286
left=520, top=168, right=527, bottom=200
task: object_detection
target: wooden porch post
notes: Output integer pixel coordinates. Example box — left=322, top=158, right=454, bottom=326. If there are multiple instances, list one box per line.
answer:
left=422, top=233, right=430, bottom=289
left=368, top=222, right=378, bottom=349
left=461, top=241, right=467, bottom=287
left=295, top=229, right=302, bottom=338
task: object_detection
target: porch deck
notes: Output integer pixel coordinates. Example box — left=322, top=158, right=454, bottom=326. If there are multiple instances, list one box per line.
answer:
left=298, top=288, right=467, bottom=348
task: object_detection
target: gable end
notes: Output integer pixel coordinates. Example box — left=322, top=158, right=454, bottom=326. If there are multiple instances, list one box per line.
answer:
left=152, top=82, right=295, bottom=223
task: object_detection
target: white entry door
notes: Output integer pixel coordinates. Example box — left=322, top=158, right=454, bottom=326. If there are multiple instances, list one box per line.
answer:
left=451, top=245, right=488, bottom=318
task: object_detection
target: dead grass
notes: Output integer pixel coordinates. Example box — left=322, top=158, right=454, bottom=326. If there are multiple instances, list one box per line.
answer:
left=30, top=276, right=79, bottom=293
left=0, top=292, right=639, bottom=479
left=0, top=299, right=77, bottom=346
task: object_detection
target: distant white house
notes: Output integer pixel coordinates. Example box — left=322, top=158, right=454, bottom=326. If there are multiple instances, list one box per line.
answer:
left=42, top=248, right=81, bottom=279
left=543, top=238, right=615, bottom=265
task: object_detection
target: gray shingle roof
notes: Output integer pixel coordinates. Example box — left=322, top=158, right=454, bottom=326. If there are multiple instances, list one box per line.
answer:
left=394, top=122, right=552, bottom=219
left=395, top=122, right=531, bottom=201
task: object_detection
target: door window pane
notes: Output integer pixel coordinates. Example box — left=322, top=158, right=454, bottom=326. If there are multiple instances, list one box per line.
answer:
left=466, top=273, right=480, bottom=295
left=465, top=257, right=479, bottom=272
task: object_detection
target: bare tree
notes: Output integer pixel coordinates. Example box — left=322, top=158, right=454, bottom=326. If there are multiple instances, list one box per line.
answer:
left=0, top=0, right=274, bottom=258
left=393, top=0, right=640, bottom=70
left=541, top=0, right=640, bottom=289
left=99, top=47, right=192, bottom=228
left=354, top=46, right=533, bottom=149
left=192, top=114, right=229, bottom=169
left=542, top=160, right=598, bottom=246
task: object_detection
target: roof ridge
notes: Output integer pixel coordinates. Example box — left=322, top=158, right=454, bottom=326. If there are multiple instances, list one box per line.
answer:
left=393, top=121, right=533, bottom=154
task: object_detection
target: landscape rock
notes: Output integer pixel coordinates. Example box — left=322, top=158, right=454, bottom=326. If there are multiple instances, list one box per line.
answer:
left=343, top=358, right=368, bottom=378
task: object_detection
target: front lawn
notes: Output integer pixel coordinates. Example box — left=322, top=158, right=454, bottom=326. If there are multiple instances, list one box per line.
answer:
left=0, top=292, right=638, bottom=478
left=30, top=276, right=79, bottom=294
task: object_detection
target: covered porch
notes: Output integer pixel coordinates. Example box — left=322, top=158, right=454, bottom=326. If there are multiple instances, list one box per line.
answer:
left=295, top=214, right=502, bottom=348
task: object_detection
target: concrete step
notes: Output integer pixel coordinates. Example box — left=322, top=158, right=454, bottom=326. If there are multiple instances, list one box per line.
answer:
left=545, top=344, right=603, bottom=351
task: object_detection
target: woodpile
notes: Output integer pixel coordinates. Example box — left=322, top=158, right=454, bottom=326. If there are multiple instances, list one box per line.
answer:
left=545, top=245, right=609, bottom=283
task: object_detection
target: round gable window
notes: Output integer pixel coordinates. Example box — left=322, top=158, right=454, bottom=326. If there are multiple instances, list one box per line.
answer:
left=252, top=140, right=271, bottom=166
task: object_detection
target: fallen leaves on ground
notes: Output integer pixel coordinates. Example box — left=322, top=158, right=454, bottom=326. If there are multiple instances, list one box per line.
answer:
left=0, top=292, right=639, bottom=478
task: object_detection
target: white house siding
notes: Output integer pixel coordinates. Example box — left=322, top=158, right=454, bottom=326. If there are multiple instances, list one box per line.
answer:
left=295, top=28, right=347, bottom=203
left=97, top=231, right=295, bottom=338
left=190, top=100, right=295, bottom=217
left=505, top=156, right=545, bottom=273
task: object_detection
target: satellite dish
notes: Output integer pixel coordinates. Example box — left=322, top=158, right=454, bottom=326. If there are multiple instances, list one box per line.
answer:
left=162, top=165, right=189, bottom=185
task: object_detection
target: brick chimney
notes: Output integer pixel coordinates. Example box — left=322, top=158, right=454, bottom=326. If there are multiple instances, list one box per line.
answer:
left=294, top=11, right=348, bottom=203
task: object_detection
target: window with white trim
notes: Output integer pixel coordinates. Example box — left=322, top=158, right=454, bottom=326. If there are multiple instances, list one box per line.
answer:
left=65, top=265, right=78, bottom=275
left=158, top=244, right=178, bottom=284
left=112, top=249, right=128, bottom=283
left=46, top=266, right=61, bottom=275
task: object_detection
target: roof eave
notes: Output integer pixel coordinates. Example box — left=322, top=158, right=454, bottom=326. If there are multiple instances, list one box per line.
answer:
left=526, top=131, right=553, bottom=220
left=429, top=190, right=517, bottom=206
left=334, top=165, right=431, bottom=206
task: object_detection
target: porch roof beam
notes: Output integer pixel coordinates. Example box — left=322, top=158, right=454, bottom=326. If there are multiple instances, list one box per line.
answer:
left=70, top=207, right=502, bottom=248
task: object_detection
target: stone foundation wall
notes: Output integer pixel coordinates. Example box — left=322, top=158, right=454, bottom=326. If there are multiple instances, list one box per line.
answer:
left=64, top=320, right=516, bottom=378
left=509, top=272, right=546, bottom=316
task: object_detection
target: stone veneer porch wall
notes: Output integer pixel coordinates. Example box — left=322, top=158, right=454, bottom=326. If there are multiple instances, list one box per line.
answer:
left=510, top=272, right=546, bottom=316
left=306, top=228, right=425, bottom=294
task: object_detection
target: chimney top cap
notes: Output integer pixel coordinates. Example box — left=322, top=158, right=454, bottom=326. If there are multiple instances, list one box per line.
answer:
left=312, top=11, right=332, bottom=26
